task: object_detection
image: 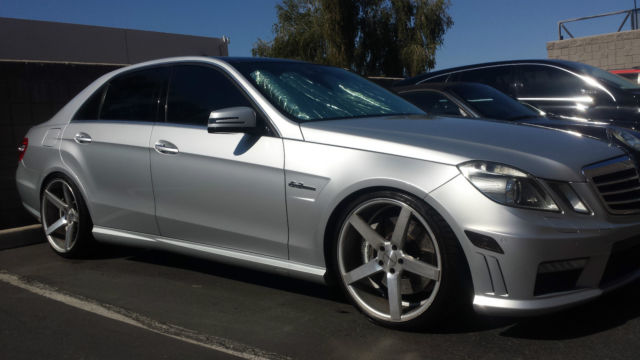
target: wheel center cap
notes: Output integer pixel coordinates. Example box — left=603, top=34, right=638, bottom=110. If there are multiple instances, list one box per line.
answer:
left=66, top=209, right=77, bottom=223
left=383, top=251, right=398, bottom=267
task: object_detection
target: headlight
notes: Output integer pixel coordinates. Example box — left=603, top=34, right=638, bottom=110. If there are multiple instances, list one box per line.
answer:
left=458, top=161, right=559, bottom=212
left=609, top=128, right=640, bottom=151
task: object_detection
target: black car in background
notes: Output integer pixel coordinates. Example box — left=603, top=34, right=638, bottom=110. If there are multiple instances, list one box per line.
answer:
left=393, top=82, right=640, bottom=158
left=395, top=59, right=640, bottom=130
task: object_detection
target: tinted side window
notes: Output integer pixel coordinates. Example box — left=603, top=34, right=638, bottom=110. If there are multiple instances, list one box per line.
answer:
left=400, top=91, right=466, bottom=117
left=167, top=65, right=253, bottom=126
left=451, top=85, right=539, bottom=121
left=456, top=66, right=515, bottom=95
left=73, top=85, right=106, bottom=121
left=516, top=65, right=587, bottom=98
left=101, top=67, right=169, bottom=122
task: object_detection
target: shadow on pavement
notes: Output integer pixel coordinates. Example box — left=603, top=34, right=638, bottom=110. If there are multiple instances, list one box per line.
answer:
left=499, top=282, right=640, bottom=340
left=430, top=279, right=640, bottom=338
left=9, top=223, right=637, bottom=339
left=125, top=248, right=343, bottom=303
left=124, top=246, right=640, bottom=339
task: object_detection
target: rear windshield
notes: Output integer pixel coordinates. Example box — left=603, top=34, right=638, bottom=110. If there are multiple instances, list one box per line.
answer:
left=573, top=62, right=640, bottom=90
left=230, top=61, right=424, bottom=122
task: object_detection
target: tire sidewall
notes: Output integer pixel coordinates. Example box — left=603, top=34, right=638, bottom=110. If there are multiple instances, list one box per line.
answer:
left=329, top=190, right=467, bottom=330
left=40, top=175, right=93, bottom=258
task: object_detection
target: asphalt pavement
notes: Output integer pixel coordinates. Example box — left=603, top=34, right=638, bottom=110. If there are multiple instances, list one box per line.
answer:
left=1, top=225, right=640, bottom=359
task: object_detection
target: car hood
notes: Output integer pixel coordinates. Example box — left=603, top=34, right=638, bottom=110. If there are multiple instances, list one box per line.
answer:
left=517, top=116, right=611, bottom=140
left=299, top=115, right=625, bottom=182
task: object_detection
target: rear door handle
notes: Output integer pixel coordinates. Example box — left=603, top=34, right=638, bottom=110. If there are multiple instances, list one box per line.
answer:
left=74, top=133, right=92, bottom=144
left=154, top=141, right=179, bottom=155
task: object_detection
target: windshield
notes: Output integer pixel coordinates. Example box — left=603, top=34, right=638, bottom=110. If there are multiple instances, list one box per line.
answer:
left=450, top=84, right=540, bottom=121
left=229, top=60, right=424, bottom=122
left=573, top=62, right=640, bottom=90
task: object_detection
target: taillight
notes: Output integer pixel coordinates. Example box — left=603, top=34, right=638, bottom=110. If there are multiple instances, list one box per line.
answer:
left=18, top=137, right=28, bottom=162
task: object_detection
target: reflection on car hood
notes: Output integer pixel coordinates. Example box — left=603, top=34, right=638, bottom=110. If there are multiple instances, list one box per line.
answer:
left=519, top=117, right=611, bottom=140
left=299, top=115, right=625, bottom=182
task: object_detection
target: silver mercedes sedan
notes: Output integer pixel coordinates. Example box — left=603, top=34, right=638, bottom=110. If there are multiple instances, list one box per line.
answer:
left=15, top=57, right=640, bottom=329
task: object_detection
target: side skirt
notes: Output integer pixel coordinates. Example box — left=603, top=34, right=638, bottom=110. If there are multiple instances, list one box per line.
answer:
left=92, top=226, right=326, bottom=283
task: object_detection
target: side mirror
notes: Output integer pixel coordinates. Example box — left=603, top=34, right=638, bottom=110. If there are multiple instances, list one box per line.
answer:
left=208, top=107, right=256, bottom=133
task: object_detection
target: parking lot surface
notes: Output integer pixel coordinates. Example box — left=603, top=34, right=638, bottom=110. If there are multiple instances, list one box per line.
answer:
left=2, top=226, right=640, bottom=359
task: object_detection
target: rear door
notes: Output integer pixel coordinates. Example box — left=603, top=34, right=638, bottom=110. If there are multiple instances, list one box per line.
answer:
left=149, top=63, right=288, bottom=258
left=61, top=66, right=168, bottom=234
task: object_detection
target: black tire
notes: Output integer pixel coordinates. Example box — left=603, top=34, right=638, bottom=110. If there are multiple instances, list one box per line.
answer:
left=329, top=190, right=471, bottom=330
left=40, top=175, right=95, bottom=258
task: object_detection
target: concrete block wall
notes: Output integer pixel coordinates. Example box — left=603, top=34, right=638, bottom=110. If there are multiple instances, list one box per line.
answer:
left=547, top=29, right=640, bottom=70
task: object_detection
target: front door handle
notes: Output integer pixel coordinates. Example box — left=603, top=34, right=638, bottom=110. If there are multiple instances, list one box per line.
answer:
left=154, top=141, right=179, bottom=155
left=74, top=133, right=92, bottom=144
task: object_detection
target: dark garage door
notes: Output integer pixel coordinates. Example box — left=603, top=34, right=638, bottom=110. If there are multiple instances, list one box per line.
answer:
left=1, top=61, right=121, bottom=229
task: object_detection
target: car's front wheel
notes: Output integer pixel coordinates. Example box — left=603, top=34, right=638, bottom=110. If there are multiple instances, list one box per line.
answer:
left=40, top=176, right=94, bottom=257
left=333, top=191, right=469, bottom=329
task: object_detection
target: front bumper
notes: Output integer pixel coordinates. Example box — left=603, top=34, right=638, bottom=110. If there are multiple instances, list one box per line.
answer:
left=428, top=175, right=640, bottom=316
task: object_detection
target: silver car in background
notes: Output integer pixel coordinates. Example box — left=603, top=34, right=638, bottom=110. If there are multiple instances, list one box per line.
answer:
left=15, top=56, right=640, bottom=329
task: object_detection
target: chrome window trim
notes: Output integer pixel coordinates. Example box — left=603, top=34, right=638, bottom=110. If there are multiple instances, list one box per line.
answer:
left=518, top=96, right=595, bottom=103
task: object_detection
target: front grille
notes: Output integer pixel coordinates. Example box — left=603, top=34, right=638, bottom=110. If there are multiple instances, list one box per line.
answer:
left=583, top=156, right=640, bottom=214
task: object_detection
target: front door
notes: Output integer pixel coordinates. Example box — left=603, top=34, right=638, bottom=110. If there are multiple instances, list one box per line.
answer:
left=150, top=64, right=288, bottom=258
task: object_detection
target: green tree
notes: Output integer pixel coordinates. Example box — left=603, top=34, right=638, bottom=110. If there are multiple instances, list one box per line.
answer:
left=252, top=0, right=453, bottom=77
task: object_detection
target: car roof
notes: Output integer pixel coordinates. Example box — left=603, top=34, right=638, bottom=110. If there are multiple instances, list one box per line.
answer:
left=393, top=81, right=497, bottom=93
left=220, top=56, right=310, bottom=65
left=395, top=59, right=586, bottom=86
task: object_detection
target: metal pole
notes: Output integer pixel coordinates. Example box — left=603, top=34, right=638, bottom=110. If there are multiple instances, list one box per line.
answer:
left=631, top=0, right=638, bottom=30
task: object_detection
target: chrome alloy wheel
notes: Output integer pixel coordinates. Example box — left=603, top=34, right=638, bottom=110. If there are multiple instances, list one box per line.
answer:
left=338, top=198, right=442, bottom=322
left=41, top=179, right=80, bottom=253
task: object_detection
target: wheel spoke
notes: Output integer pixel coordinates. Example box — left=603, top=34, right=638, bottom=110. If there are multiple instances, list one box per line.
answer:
left=339, top=197, right=443, bottom=324
left=65, top=222, right=75, bottom=250
left=343, top=259, right=383, bottom=285
left=390, top=205, right=412, bottom=249
left=46, top=217, right=67, bottom=235
left=387, top=272, right=402, bottom=320
left=62, top=184, right=73, bottom=207
left=349, top=214, right=386, bottom=248
left=45, top=190, right=67, bottom=210
left=403, top=257, right=440, bottom=281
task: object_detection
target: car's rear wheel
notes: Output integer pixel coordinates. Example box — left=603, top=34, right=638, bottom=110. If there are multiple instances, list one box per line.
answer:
left=40, top=176, right=93, bottom=257
left=333, top=191, right=468, bottom=329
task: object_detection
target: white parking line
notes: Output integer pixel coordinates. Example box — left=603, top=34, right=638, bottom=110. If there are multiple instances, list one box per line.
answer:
left=0, top=270, right=290, bottom=360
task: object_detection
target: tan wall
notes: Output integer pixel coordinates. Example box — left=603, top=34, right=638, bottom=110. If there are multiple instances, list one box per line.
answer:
left=547, top=29, right=640, bottom=70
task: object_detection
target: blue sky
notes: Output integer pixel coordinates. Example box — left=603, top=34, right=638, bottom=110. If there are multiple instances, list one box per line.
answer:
left=0, top=0, right=635, bottom=71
